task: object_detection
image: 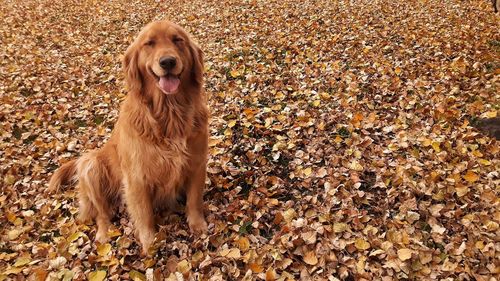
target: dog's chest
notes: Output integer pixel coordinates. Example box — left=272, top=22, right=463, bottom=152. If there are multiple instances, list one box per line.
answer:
left=148, top=138, right=188, bottom=183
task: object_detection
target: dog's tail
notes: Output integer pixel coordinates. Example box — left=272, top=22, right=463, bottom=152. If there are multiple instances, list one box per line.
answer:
left=48, top=159, right=78, bottom=192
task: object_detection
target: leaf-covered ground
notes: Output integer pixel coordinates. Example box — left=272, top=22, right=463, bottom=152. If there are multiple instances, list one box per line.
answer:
left=1, top=0, right=499, bottom=280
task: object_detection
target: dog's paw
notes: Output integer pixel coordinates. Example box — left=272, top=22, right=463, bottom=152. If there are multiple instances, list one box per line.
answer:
left=188, top=216, right=208, bottom=235
left=138, top=231, right=155, bottom=256
left=95, top=229, right=109, bottom=243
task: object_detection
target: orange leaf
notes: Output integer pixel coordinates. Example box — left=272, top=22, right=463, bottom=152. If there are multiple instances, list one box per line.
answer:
left=249, top=263, right=264, bottom=273
left=463, top=171, right=479, bottom=183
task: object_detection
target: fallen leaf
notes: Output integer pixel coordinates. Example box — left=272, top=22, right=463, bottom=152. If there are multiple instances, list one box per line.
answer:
left=463, top=171, right=479, bottom=183
left=354, top=238, right=371, bottom=250
left=303, top=251, right=318, bottom=265
left=249, top=263, right=264, bottom=273
left=265, top=267, right=277, bottom=281
left=88, top=270, right=106, bottom=281
left=97, top=243, right=112, bottom=256
left=397, top=248, right=413, bottom=261
left=237, top=237, right=250, bottom=252
left=129, top=270, right=146, bottom=281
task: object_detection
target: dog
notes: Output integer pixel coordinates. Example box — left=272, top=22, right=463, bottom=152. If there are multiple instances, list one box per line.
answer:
left=48, top=20, right=209, bottom=253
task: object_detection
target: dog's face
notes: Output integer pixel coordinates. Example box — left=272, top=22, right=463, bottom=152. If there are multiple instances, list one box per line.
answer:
left=123, top=21, right=203, bottom=95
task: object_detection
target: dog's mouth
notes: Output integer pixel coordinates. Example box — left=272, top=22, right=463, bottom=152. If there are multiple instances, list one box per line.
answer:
left=153, top=72, right=181, bottom=95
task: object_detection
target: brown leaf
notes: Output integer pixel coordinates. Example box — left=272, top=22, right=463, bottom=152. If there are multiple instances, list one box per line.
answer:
left=303, top=251, right=318, bottom=265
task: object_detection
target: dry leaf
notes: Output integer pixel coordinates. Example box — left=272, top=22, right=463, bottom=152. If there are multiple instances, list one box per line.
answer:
left=354, top=238, right=371, bottom=250
left=303, top=251, right=318, bottom=265
left=397, top=248, right=413, bottom=261
left=237, top=237, right=250, bottom=252
left=265, top=267, right=277, bottom=281
left=97, top=243, right=112, bottom=256
left=129, top=270, right=146, bottom=281
left=1, top=1, right=497, bottom=279
left=463, top=171, right=479, bottom=183
left=249, top=263, right=264, bottom=273
left=88, top=270, right=106, bottom=281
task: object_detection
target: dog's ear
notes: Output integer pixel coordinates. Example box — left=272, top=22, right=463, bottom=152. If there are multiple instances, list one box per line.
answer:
left=189, top=41, right=204, bottom=86
left=123, top=43, right=142, bottom=94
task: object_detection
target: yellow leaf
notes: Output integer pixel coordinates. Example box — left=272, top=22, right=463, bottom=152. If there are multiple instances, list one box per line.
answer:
left=431, top=141, right=441, bottom=152
left=227, top=120, right=237, bottom=128
left=4, top=174, right=16, bottom=185
left=68, top=232, right=84, bottom=243
left=303, top=167, right=312, bottom=177
left=97, top=243, right=111, bottom=257
left=283, top=209, right=296, bottom=222
left=144, top=258, right=156, bottom=268
left=394, top=67, right=402, bottom=75
left=333, top=223, right=348, bottom=233
left=349, top=160, right=364, bottom=171
left=397, top=248, right=413, bottom=261
left=107, top=228, right=121, bottom=238
left=177, top=259, right=191, bottom=274
left=7, top=229, right=22, bottom=240
left=303, top=251, right=318, bottom=265
left=481, top=111, right=497, bottom=118
left=208, top=138, right=221, bottom=147
left=311, top=100, right=320, bottom=107
left=237, top=237, right=250, bottom=252
left=485, top=220, right=499, bottom=231
left=230, top=69, right=241, bottom=78
left=421, top=138, right=432, bottom=147
left=478, top=159, right=491, bottom=166
left=354, top=238, right=371, bottom=250
left=129, top=270, right=146, bottom=281
left=3, top=266, right=24, bottom=275
left=88, top=270, right=106, bottom=281
left=463, top=171, right=479, bottom=183
left=13, top=256, right=31, bottom=267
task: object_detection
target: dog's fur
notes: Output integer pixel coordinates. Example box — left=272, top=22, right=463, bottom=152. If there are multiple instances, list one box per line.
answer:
left=49, top=21, right=209, bottom=252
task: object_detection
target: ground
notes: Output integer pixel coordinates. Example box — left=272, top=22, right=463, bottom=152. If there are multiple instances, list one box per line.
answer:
left=0, top=0, right=499, bottom=280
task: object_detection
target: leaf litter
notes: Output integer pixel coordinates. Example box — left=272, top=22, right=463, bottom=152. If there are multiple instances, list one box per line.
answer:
left=0, top=0, right=499, bottom=280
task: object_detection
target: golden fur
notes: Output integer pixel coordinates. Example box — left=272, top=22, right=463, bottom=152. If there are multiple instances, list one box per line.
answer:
left=49, top=21, right=209, bottom=252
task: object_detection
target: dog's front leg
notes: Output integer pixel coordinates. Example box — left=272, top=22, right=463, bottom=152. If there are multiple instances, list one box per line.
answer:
left=124, top=177, right=155, bottom=254
left=185, top=162, right=208, bottom=235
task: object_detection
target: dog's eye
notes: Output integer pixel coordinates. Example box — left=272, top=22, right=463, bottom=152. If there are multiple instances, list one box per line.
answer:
left=173, top=37, right=184, bottom=44
left=144, top=40, right=155, bottom=46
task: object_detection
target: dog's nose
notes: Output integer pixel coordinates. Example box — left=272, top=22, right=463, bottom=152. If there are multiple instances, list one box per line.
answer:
left=159, top=56, right=176, bottom=70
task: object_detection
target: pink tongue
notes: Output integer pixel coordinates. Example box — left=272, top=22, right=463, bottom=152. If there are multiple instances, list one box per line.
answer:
left=159, top=75, right=180, bottom=94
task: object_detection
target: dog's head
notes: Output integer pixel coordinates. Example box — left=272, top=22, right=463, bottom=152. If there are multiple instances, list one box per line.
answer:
left=123, top=21, right=203, bottom=96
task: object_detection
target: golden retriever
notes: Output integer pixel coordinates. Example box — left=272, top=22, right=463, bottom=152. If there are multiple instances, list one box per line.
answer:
left=48, top=20, right=209, bottom=253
